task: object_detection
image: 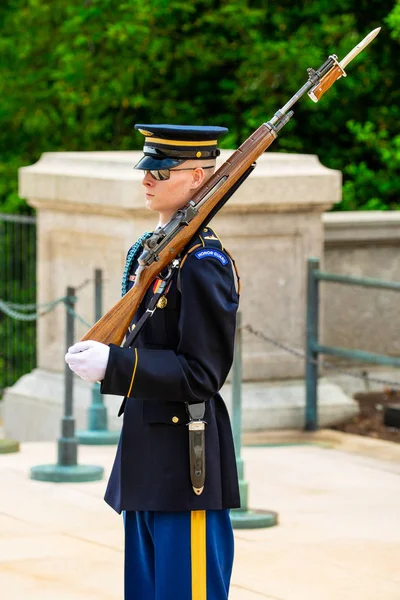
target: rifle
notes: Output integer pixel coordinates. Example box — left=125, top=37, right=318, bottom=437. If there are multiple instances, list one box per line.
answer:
left=82, top=28, right=380, bottom=346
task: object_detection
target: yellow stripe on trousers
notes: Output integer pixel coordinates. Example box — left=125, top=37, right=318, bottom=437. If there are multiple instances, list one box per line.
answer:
left=191, top=510, right=207, bottom=600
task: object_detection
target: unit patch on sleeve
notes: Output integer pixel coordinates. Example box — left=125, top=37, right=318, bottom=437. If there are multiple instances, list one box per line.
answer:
left=194, top=249, right=229, bottom=265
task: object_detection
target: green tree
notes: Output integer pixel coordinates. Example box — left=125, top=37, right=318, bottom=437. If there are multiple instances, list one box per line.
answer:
left=0, top=0, right=399, bottom=212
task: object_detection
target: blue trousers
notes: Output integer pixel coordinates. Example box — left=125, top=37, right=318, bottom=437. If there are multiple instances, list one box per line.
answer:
left=124, top=510, right=234, bottom=600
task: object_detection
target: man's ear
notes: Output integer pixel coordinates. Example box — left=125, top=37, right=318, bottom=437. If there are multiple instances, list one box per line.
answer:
left=190, top=167, right=206, bottom=189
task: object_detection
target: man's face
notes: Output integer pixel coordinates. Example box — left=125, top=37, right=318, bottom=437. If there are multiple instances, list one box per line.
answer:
left=141, top=161, right=215, bottom=219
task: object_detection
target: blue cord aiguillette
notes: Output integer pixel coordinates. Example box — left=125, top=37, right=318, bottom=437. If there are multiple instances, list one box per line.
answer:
left=121, top=232, right=153, bottom=297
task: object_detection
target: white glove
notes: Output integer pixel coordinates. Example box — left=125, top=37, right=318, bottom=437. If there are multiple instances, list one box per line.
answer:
left=65, top=340, right=110, bottom=383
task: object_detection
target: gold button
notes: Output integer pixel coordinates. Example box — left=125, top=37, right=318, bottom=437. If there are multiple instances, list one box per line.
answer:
left=172, top=416, right=179, bottom=424
left=196, top=151, right=202, bottom=157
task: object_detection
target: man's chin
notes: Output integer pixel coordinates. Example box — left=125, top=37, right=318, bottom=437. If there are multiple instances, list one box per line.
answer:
left=145, top=198, right=158, bottom=211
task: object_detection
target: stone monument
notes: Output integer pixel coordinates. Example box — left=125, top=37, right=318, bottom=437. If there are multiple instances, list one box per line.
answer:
left=2, top=150, right=357, bottom=440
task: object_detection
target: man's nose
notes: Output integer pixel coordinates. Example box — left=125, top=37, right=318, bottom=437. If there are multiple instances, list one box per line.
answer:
left=142, top=171, right=154, bottom=187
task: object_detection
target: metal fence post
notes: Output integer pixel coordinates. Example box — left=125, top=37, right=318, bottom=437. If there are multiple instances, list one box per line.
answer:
left=230, top=311, right=278, bottom=530
left=232, top=311, right=246, bottom=505
left=305, top=258, right=320, bottom=431
left=77, top=269, right=119, bottom=445
left=30, top=286, right=104, bottom=482
left=58, top=286, right=78, bottom=465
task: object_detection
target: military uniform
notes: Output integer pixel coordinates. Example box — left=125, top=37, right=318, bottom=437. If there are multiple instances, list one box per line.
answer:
left=102, top=125, right=240, bottom=600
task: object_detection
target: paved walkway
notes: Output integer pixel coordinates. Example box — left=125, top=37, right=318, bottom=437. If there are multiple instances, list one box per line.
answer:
left=1, top=430, right=400, bottom=599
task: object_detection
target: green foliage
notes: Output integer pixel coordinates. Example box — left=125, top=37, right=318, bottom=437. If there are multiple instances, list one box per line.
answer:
left=0, top=0, right=399, bottom=212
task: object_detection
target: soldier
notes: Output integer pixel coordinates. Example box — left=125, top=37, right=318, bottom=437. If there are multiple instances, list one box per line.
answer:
left=65, top=124, right=240, bottom=600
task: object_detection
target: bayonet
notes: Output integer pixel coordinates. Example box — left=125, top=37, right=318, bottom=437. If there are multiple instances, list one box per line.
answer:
left=340, top=27, right=381, bottom=70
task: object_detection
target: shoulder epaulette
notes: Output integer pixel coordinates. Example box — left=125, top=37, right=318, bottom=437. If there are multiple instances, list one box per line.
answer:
left=199, top=226, right=225, bottom=250
left=180, top=226, right=223, bottom=268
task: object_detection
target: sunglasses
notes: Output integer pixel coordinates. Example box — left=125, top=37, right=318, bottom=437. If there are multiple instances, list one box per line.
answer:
left=145, top=166, right=214, bottom=181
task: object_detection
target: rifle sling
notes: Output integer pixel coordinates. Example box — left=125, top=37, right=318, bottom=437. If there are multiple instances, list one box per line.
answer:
left=123, top=262, right=179, bottom=349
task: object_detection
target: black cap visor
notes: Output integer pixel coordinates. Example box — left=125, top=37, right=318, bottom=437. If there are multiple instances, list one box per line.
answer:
left=134, top=155, right=186, bottom=171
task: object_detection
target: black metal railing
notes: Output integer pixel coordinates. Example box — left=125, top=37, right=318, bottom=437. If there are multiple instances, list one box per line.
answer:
left=0, top=213, right=37, bottom=396
left=306, top=257, right=400, bottom=431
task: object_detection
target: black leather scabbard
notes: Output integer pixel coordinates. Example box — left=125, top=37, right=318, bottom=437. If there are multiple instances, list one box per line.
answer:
left=187, top=402, right=206, bottom=495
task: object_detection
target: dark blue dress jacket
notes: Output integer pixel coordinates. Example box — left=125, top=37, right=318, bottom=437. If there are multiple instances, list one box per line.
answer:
left=101, top=227, right=240, bottom=513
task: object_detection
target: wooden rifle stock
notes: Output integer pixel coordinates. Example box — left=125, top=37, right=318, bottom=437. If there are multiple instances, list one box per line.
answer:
left=81, top=123, right=277, bottom=346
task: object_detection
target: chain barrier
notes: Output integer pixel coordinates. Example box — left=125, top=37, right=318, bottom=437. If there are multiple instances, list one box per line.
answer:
left=74, top=277, right=92, bottom=292
left=242, top=323, right=400, bottom=390
left=0, top=278, right=93, bottom=327
left=64, top=304, right=92, bottom=329
left=2, top=284, right=398, bottom=389
left=0, top=296, right=76, bottom=321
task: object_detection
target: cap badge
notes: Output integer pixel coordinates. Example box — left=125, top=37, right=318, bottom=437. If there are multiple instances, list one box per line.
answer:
left=138, top=129, right=154, bottom=136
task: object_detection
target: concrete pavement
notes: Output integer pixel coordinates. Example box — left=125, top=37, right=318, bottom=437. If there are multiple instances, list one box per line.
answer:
left=1, top=430, right=400, bottom=599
